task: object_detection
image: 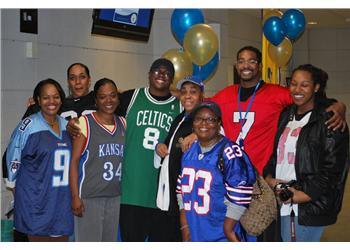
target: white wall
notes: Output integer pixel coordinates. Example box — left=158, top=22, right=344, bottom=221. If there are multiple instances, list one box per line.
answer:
left=292, top=27, right=350, bottom=125
left=1, top=8, right=262, bottom=219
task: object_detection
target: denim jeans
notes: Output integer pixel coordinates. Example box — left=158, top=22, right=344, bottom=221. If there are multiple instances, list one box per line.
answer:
left=281, top=215, right=325, bottom=242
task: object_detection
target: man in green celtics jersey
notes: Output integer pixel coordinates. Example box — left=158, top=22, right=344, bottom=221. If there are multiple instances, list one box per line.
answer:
left=117, top=58, right=182, bottom=241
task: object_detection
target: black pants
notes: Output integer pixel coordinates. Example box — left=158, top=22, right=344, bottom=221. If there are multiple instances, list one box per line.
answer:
left=119, top=204, right=181, bottom=242
left=13, top=230, right=28, bottom=242
left=257, top=213, right=282, bottom=242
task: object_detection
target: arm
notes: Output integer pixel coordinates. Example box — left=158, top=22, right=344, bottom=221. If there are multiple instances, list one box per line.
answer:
left=115, top=89, right=134, bottom=117
left=300, top=127, right=349, bottom=203
left=179, top=209, right=190, bottom=242
left=69, top=134, right=86, bottom=217
left=325, top=101, right=347, bottom=131
left=69, top=117, right=88, bottom=217
left=176, top=172, right=191, bottom=242
left=180, top=133, right=197, bottom=153
left=66, top=117, right=81, bottom=138
left=222, top=142, right=256, bottom=241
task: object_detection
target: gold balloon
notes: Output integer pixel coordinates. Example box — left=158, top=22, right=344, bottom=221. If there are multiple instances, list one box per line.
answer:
left=183, top=24, right=218, bottom=66
left=162, top=48, right=193, bottom=88
left=268, top=38, right=293, bottom=66
left=263, top=9, right=283, bottom=24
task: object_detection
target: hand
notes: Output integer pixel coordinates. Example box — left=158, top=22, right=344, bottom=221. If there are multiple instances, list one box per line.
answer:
left=71, top=196, right=85, bottom=217
left=156, top=143, right=169, bottom=158
left=181, top=226, right=191, bottom=242
left=223, top=217, right=240, bottom=242
left=27, top=97, right=35, bottom=107
left=283, top=187, right=311, bottom=204
left=325, top=102, right=347, bottom=132
left=66, top=118, right=81, bottom=138
left=181, top=133, right=197, bottom=153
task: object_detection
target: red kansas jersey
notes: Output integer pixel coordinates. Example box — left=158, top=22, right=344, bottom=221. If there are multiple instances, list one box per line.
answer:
left=210, top=83, right=292, bottom=174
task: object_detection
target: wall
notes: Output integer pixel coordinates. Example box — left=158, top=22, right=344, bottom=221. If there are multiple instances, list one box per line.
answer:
left=0, top=9, right=262, bottom=219
left=292, top=27, right=350, bottom=125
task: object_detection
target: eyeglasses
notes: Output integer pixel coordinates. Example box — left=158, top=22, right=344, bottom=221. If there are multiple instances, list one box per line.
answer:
left=152, top=70, right=172, bottom=79
left=193, top=116, right=219, bottom=125
left=236, top=59, right=259, bottom=66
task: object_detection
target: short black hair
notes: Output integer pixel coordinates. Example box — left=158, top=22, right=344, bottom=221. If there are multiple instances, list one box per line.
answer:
left=93, top=78, right=118, bottom=99
left=33, top=78, right=66, bottom=105
left=291, top=64, right=328, bottom=100
left=67, top=62, right=90, bottom=78
left=237, top=46, right=262, bottom=63
left=149, top=58, right=175, bottom=79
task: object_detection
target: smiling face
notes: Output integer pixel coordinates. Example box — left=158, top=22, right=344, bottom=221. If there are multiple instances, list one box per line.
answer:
left=290, top=70, right=320, bottom=114
left=95, top=83, right=119, bottom=115
left=67, top=64, right=91, bottom=98
left=179, top=82, right=203, bottom=113
left=193, top=107, right=221, bottom=147
left=148, top=65, right=173, bottom=96
left=235, top=50, right=262, bottom=88
left=37, top=83, right=62, bottom=118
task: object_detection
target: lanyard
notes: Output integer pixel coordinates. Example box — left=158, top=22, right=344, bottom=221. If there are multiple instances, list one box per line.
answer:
left=237, top=80, right=262, bottom=147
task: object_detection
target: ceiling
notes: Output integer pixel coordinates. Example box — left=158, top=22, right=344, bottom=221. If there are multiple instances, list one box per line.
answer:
left=237, top=9, right=350, bottom=29
left=302, top=9, right=350, bottom=28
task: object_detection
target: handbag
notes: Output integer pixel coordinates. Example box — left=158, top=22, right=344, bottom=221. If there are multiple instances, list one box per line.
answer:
left=218, top=144, right=277, bottom=236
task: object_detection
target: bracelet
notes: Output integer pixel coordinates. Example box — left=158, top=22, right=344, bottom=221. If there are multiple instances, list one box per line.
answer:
left=180, top=224, right=189, bottom=230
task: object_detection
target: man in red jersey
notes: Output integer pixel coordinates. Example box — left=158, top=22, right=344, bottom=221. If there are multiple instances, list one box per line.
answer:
left=210, top=46, right=346, bottom=175
left=209, top=46, right=346, bottom=242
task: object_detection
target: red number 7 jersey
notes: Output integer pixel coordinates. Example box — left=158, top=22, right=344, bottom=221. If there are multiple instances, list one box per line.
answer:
left=210, top=83, right=292, bottom=174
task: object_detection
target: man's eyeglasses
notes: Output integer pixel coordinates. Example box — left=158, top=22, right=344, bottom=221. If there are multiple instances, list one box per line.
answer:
left=236, top=59, right=259, bottom=66
left=193, top=116, right=219, bottom=125
left=152, top=70, right=172, bottom=79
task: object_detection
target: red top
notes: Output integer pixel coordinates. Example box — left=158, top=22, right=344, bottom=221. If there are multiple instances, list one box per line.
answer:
left=210, top=83, right=292, bottom=174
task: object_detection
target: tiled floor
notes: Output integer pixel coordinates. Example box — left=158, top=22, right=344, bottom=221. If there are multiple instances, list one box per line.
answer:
left=321, top=173, right=350, bottom=242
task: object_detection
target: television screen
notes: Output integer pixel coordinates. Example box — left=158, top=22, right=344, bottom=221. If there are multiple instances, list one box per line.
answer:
left=91, top=9, right=154, bottom=42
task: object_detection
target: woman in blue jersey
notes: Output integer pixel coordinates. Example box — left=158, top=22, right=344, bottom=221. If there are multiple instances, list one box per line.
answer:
left=70, top=78, right=126, bottom=242
left=176, top=101, right=256, bottom=242
left=6, top=79, right=73, bottom=241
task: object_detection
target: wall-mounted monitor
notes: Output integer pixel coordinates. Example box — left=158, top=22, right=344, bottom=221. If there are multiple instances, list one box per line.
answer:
left=91, top=9, right=154, bottom=42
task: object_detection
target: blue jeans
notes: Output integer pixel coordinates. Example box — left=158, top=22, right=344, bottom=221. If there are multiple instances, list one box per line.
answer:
left=281, top=215, right=324, bottom=242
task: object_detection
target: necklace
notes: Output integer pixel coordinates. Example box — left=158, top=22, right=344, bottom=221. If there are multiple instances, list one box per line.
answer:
left=46, top=119, right=58, bottom=128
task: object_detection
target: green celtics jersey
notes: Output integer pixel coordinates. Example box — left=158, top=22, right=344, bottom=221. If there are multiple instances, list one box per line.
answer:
left=121, top=87, right=182, bottom=208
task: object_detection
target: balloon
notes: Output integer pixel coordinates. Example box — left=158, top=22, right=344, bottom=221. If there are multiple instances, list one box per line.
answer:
left=263, top=9, right=283, bottom=24
left=263, top=16, right=287, bottom=46
left=193, top=52, right=219, bottom=82
left=162, top=48, right=193, bottom=87
left=183, top=24, right=218, bottom=66
left=282, top=9, right=306, bottom=40
left=267, top=38, right=293, bottom=66
left=171, top=9, right=205, bottom=45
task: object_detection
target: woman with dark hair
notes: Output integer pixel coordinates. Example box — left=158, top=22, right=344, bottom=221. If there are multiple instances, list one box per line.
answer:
left=23, top=62, right=96, bottom=119
left=3, top=63, right=96, bottom=241
left=69, top=78, right=126, bottom=241
left=6, top=79, right=73, bottom=241
left=264, top=64, right=349, bottom=242
left=176, top=101, right=257, bottom=242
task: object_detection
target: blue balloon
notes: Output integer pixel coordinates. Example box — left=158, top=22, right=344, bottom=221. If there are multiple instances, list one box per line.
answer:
left=263, top=16, right=287, bottom=46
left=171, top=9, right=205, bottom=45
left=282, top=9, right=306, bottom=40
left=193, top=52, right=219, bottom=82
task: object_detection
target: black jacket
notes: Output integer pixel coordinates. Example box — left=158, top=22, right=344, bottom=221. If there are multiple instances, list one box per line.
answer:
left=160, top=111, right=193, bottom=216
left=264, top=104, right=349, bottom=226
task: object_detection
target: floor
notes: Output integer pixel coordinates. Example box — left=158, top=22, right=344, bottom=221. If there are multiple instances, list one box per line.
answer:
left=321, top=173, right=350, bottom=242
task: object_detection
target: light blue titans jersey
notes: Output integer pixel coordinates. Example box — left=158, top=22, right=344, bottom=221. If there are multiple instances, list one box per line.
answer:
left=6, top=112, right=73, bottom=236
left=177, top=137, right=256, bottom=242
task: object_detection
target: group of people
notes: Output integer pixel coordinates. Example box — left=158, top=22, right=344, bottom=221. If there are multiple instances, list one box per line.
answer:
left=3, top=45, right=349, bottom=242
